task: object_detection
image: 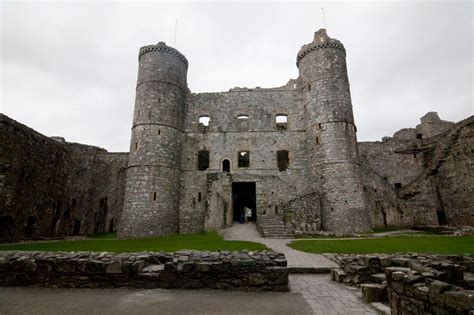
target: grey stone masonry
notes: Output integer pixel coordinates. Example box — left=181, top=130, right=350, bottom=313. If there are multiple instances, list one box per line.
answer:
left=119, top=42, right=188, bottom=238
left=118, top=28, right=372, bottom=239
left=0, top=250, right=288, bottom=291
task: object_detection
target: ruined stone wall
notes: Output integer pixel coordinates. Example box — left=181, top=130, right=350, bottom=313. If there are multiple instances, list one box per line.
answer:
left=0, top=250, right=289, bottom=291
left=179, top=82, right=311, bottom=233
left=359, top=114, right=474, bottom=228
left=0, top=114, right=127, bottom=241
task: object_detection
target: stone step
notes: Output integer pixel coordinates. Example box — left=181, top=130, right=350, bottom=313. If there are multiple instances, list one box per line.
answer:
left=262, top=232, right=294, bottom=236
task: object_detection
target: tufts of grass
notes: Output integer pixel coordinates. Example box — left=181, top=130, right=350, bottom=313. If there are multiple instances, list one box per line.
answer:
left=288, top=236, right=474, bottom=255
left=0, top=232, right=268, bottom=253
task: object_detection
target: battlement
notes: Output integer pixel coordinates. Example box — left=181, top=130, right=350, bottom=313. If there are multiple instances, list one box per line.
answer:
left=296, top=29, right=345, bottom=67
left=138, top=42, right=188, bottom=68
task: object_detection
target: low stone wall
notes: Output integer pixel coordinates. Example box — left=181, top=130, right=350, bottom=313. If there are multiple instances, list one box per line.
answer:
left=329, top=253, right=474, bottom=314
left=386, top=268, right=474, bottom=315
left=327, top=253, right=473, bottom=287
left=0, top=250, right=288, bottom=291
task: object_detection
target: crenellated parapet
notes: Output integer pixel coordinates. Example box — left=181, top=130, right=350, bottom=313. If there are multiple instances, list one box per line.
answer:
left=138, top=42, right=188, bottom=68
left=296, top=29, right=346, bottom=66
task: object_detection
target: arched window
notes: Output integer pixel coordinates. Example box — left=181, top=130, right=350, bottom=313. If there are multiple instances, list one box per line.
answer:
left=222, top=159, right=231, bottom=172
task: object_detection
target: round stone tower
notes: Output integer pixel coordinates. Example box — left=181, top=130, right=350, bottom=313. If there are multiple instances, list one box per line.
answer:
left=118, top=42, right=188, bottom=238
left=297, top=29, right=371, bottom=234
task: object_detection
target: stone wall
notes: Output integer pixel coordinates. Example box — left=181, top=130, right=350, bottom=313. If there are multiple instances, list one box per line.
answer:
left=359, top=114, right=474, bottom=228
left=329, top=253, right=474, bottom=315
left=386, top=268, right=474, bottom=315
left=178, top=81, right=311, bottom=235
left=282, top=192, right=322, bottom=236
left=0, top=114, right=128, bottom=241
left=0, top=250, right=288, bottom=291
left=328, top=253, right=472, bottom=286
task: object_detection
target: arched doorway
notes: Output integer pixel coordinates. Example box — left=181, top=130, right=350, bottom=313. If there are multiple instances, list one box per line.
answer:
left=232, top=182, right=257, bottom=222
left=222, top=159, right=231, bottom=172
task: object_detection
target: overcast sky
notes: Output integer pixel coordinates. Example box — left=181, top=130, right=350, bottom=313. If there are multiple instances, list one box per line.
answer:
left=1, top=1, right=472, bottom=152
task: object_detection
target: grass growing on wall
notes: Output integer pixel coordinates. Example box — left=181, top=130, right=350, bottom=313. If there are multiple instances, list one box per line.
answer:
left=0, top=232, right=268, bottom=253
left=288, top=236, right=474, bottom=254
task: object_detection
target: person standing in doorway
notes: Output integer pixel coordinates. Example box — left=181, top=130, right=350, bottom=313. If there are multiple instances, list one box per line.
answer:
left=245, top=207, right=252, bottom=222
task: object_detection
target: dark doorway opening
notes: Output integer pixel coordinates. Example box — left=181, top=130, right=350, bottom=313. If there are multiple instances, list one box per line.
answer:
left=109, top=218, right=114, bottom=232
left=73, top=219, right=81, bottom=235
left=436, top=210, right=447, bottom=225
left=222, top=159, right=231, bottom=172
left=0, top=216, right=15, bottom=241
left=25, top=216, right=37, bottom=239
left=232, top=182, right=257, bottom=222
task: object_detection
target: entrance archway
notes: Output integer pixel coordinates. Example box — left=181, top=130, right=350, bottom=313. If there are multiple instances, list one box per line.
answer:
left=232, top=182, right=257, bottom=222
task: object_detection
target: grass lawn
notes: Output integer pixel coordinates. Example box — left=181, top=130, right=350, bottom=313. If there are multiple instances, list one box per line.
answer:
left=288, top=236, right=474, bottom=254
left=0, top=232, right=268, bottom=253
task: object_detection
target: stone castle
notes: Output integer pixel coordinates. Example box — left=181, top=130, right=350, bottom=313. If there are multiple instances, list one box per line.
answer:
left=1, top=29, right=472, bottom=241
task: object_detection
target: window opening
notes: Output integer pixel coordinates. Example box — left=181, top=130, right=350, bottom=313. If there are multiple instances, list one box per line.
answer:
left=199, top=116, right=210, bottom=126
left=277, top=150, right=289, bottom=171
left=197, top=151, right=210, bottom=170
left=238, top=151, right=250, bottom=168
left=222, top=159, right=231, bottom=172
left=276, top=114, right=288, bottom=131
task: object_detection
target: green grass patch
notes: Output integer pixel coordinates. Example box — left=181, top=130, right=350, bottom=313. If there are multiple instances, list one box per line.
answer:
left=0, top=232, right=268, bottom=253
left=288, top=236, right=474, bottom=254
left=372, top=227, right=404, bottom=233
left=87, top=232, right=117, bottom=239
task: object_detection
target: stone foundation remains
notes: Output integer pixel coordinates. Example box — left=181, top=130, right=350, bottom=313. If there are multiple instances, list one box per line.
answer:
left=329, top=253, right=474, bottom=314
left=0, top=250, right=288, bottom=291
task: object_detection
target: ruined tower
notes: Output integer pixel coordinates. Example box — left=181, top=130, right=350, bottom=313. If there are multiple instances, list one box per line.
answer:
left=297, top=29, right=371, bottom=234
left=118, top=42, right=188, bottom=238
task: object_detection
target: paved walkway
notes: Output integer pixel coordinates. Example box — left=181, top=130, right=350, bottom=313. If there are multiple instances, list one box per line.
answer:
left=290, top=275, right=376, bottom=315
left=220, top=223, right=337, bottom=270
left=221, top=223, right=376, bottom=314
left=0, top=287, right=313, bottom=314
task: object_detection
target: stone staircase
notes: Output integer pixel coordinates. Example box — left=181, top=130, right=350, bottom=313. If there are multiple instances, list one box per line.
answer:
left=258, top=215, right=294, bottom=238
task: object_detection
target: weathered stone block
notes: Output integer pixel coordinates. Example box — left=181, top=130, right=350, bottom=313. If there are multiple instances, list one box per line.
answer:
left=331, top=268, right=346, bottom=283
left=444, top=290, right=474, bottom=312
left=105, top=261, right=122, bottom=274
left=361, top=283, right=386, bottom=303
